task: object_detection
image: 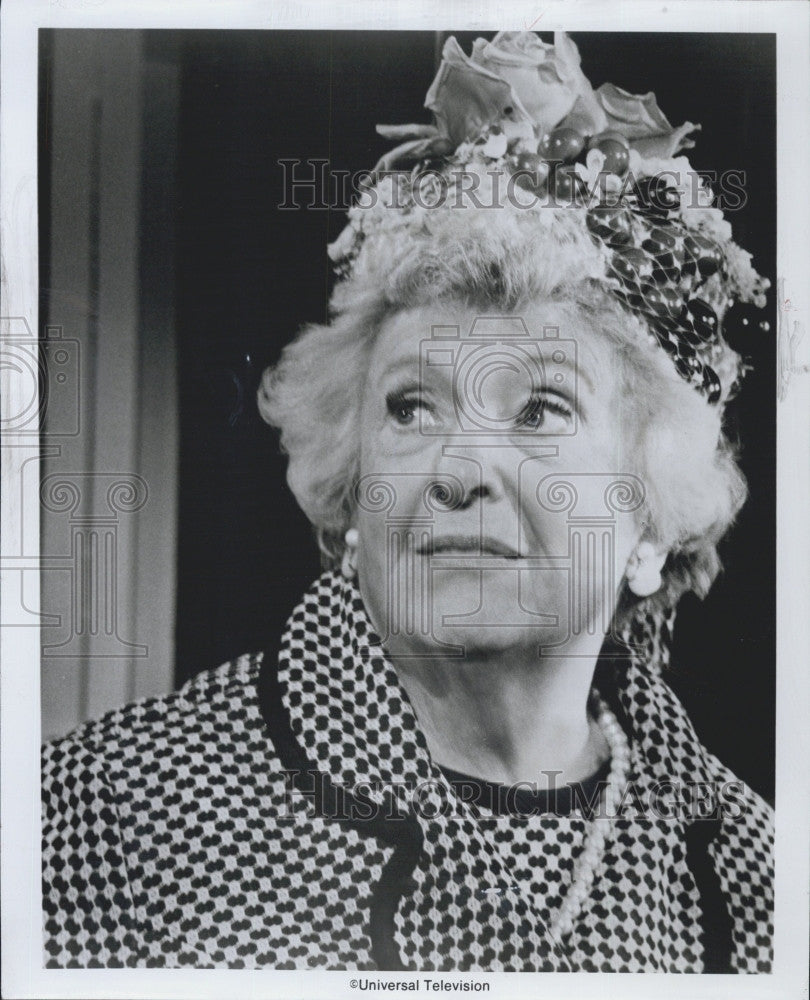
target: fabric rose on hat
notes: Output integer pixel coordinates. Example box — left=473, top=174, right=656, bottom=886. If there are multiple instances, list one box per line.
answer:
left=373, top=31, right=604, bottom=171
left=588, top=83, right=699, bottom=158
left=464, top=31, right=608, bottom=138
left=372, top=31, right=699, bottom=170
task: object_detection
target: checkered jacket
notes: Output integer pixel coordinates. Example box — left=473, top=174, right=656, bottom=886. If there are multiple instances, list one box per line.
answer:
left=42, top=572, right=774, bottom=971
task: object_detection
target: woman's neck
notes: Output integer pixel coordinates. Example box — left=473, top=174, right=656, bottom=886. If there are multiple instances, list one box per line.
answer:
left=391, top=634, right=610, bottom=787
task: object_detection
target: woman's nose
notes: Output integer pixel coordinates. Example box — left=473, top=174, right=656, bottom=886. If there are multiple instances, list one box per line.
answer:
left=428, top=447, right=506, bottom=509
left=427, top=479, right=493, bottom=511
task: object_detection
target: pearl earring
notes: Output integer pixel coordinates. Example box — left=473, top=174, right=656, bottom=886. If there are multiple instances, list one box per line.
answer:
left=341, top=528, right=359, bottom=580
left=625, top=541, right=667, bottom=598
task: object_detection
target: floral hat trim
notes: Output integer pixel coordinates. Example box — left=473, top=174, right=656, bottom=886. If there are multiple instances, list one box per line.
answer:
left=328, top=31, right=770, bottom=406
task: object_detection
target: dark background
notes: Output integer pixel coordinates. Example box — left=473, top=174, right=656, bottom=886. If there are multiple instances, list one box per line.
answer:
left=42, top=31, right=777, bottom=801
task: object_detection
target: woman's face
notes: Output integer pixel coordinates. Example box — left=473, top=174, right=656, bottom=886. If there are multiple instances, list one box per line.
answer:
left=355, top=300, right=643, bottom=659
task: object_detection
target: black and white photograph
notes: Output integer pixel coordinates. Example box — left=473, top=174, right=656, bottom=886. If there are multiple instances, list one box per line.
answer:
left=1, top=2, right=809, bottom=998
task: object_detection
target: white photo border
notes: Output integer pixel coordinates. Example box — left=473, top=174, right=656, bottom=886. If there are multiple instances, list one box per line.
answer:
left=2, top=1, right=808, bottom=998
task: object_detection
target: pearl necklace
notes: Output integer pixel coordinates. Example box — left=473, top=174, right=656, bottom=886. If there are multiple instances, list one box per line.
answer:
left=547, top=695, right=632, bottom=943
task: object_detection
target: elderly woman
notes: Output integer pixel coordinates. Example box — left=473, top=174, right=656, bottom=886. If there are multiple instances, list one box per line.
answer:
left=42, top=32, right=773, bottom=973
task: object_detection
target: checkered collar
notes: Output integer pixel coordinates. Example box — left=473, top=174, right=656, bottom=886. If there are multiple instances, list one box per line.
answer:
left=270, top=570, right=718, bottom=799
left=275, top=572, right=437, bottom=797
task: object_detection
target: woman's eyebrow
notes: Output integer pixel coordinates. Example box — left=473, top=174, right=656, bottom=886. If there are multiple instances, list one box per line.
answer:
left=380, top=354, right=423, bottom=379
left=380, top=354, right=454, bottom=389
left=538, top=354, right=595, bottom=396
left=378, top=348, right=595, bottom=395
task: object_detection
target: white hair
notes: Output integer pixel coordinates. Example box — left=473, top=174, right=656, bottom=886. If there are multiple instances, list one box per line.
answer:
left=259, top=202, right=747, bottom=623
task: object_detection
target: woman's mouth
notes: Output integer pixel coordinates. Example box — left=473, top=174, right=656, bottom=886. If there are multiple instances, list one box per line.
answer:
left=417, top=534, right=522, bottom=559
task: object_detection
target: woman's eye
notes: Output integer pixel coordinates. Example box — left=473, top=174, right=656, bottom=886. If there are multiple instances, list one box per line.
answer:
left=518, top=395, right=572, bottom=431
left=386, top=390, right=423, bottom=426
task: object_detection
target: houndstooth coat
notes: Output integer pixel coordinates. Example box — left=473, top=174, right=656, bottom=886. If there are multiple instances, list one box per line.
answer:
left=41, top=572, right=774, bottom=972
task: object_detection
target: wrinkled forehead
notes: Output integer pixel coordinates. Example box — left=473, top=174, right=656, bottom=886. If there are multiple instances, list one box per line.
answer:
left=369, top=303, right=608, bottom=391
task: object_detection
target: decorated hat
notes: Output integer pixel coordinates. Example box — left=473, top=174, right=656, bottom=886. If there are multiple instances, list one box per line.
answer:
left=327, top=31, right=770, bottom=406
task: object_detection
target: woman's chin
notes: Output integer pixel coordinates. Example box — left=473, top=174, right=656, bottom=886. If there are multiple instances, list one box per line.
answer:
left=372, top=566, right=574, bottom=657
left=427, top=573, right=568, bottom=656
left=430, top=622, right=553, bottom=658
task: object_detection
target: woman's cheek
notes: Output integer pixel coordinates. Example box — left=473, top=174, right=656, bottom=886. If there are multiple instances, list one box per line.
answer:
left=367, top=426, right=443, bottom=473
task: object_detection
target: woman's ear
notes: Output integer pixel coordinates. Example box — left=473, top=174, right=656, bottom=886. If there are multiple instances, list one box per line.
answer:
left=625, top=540, right=668, bottom=598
